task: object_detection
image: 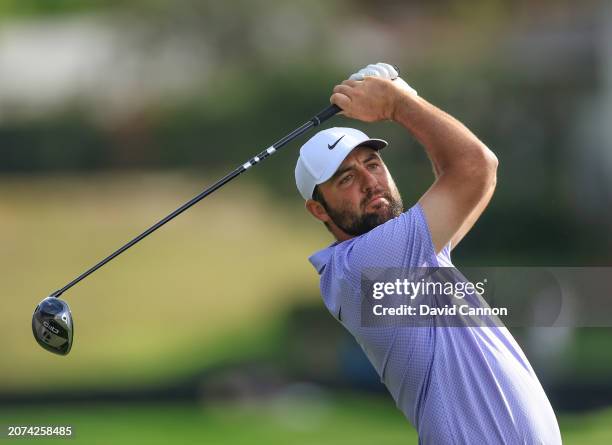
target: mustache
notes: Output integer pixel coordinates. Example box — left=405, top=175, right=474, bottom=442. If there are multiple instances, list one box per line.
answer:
left=361, top=188, right=392, bottom=209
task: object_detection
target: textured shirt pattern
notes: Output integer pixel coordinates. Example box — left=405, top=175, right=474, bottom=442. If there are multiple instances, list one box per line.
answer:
left=309, top=203, right=562, bottom=444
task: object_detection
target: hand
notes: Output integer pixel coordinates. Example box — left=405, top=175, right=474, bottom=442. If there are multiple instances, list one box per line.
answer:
left=350, top=64, right=418, bottom=97
left=330, top=63, right=418, bottom=122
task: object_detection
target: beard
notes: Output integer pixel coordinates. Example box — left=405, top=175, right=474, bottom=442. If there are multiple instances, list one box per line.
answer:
left=324, top=187, right=404, bottom=237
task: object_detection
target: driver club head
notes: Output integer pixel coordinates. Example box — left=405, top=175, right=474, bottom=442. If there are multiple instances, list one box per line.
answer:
left=32, top=296, right=73, bottom=355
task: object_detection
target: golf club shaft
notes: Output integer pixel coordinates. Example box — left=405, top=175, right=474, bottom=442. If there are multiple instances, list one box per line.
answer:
left=50, top=104, right=341, bottom=299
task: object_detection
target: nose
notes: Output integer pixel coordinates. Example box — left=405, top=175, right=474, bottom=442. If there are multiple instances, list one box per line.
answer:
left=360, top=168, right=379, bottom=192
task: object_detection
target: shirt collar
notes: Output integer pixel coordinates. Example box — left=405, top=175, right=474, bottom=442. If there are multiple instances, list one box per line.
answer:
left=308, top=242, right=339, bottom=274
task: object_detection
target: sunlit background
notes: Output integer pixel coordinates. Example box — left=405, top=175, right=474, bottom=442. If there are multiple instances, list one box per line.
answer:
left=2, top=1, right=612, bottom=443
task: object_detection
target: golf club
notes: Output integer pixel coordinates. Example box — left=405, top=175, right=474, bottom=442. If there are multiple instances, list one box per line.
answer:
left=32, top=103, right=342, bottom=355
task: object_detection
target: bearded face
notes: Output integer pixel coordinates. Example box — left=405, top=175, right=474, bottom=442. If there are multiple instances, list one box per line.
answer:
left=308, top=146, right=405, bottom=239
left=318, top=183, right=404, bottom=236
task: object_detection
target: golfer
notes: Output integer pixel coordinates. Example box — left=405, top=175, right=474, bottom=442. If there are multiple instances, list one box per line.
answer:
left=295, top=63, right=562, bottom=444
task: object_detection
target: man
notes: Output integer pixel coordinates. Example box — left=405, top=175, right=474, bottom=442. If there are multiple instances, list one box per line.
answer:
left=295, top=63, right=562, bottom=444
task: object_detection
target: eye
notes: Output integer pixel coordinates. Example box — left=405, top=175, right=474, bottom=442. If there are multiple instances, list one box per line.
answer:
left=367, top=162, right=380, bottom=171
left=339, top=174, right=353, bottom=185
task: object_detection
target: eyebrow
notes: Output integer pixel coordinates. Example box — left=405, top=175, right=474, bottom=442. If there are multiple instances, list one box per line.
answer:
left=331, top=152, right=381, bottom=181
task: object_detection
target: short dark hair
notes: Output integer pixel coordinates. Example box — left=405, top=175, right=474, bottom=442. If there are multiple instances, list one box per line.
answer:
left=312, top=185, right=327, bottom=209
left=311, top=185, right=332, bottom=232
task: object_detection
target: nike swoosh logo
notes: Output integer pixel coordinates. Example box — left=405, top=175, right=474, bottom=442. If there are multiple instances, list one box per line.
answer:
left=328, top=135, right=345, bottom=150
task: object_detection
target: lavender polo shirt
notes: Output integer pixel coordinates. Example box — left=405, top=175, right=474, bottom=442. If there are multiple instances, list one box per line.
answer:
left=309, top=203, right=562, bottom=444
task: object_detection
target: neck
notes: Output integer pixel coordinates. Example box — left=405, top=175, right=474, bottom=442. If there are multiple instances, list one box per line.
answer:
left=330, top=225, right=353, bottom=243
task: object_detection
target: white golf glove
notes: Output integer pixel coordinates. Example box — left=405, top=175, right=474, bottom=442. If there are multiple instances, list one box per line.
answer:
left=349, top=62, right=418, bottom=97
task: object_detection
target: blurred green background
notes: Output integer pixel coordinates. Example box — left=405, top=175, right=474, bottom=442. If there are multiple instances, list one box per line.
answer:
left=2, top=0, right=612, bottom=443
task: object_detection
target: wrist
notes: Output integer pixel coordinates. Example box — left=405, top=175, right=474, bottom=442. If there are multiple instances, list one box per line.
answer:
left=390, top=91, right=416, bottom=122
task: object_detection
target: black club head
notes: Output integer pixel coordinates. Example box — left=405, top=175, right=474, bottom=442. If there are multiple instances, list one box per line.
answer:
left=32, top=297, right=73, bottom=355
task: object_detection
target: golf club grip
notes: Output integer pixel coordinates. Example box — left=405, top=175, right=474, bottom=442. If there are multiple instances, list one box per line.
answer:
left=313, top=104, right=341, bottom=125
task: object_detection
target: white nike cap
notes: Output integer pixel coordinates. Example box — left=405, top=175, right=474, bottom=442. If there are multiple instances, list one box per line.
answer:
left=295, top=127, right=388, bottom=200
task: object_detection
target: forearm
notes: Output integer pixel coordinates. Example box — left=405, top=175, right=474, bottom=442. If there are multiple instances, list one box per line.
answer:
left=392, top=93, right=497, bottom=178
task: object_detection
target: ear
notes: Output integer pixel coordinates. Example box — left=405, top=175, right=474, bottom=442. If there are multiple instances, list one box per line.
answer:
left=305, top=199, right=331, bottom=223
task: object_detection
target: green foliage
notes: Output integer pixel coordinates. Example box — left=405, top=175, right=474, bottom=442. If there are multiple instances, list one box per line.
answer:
left=1, top=396, right=415, bottom=445
left=0, top=0, right=121, bottom=18
left=2, top=398, right=612, bottom=444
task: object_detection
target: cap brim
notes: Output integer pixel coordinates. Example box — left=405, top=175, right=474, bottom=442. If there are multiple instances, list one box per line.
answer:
left=359, top=138, right=388, bottom=151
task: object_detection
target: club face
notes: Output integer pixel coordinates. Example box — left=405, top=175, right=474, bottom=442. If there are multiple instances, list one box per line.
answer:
left=32, top=297, right=73, bottom=355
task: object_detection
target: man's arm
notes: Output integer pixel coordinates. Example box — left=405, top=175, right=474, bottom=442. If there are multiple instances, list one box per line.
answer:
left=393, top=92, right=497, bottom=252
left=331, top=76, right=498, bottom=254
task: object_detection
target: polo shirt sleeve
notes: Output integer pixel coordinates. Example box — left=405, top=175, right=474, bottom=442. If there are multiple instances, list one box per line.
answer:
left=437, top=241, right=453, bottom=266
left=344, top=203, right=439, bottom=272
